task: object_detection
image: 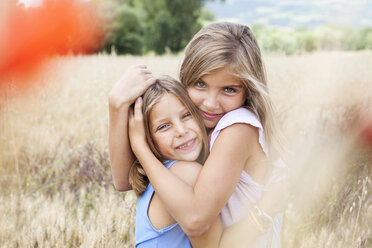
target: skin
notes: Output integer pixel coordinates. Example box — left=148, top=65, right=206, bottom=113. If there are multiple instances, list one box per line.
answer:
left=188, top=67, right=271, bottom=183
left=188, top=67, right=246, bottom=130
left=108, top=65, right=155, bottom=191
left=109, top=65, right=288, bottom=247
left=144, top=94, right=223, bottom=248
left=149, top=94, right=203, bottom=162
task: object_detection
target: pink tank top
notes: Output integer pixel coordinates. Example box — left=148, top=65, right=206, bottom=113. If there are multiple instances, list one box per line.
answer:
left=209, top=107, right=286, bottom=248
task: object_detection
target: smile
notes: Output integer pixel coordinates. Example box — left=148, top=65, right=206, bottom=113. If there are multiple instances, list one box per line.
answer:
left=200, top=110, right=223, bottom=120
left=176, top=138, right=197, bottom=150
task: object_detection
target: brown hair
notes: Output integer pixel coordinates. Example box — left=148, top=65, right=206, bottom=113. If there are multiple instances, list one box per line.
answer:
left=129, top=75, right=209, bottom=197
left=180, top=22, right=283, bottom=158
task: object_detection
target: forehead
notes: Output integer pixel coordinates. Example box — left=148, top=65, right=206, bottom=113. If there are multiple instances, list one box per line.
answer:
left=149, top=93, right=186, bottom=121
left=201, top=67, right=241, bottom=86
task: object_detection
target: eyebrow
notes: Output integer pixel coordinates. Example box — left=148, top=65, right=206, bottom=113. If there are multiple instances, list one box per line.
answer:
left=198, top=79, right=243, bottom=88
left=225, top=85, right=243, bottom=88
left=151, top=106, right=188, bottom=130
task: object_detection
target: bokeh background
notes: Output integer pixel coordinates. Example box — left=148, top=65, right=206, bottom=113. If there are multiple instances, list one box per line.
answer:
left=0, top=0, right=371, bottom=247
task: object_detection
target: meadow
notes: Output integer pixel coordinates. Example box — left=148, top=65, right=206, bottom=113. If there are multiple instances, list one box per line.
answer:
left=0, top=52, right=371, bottom=247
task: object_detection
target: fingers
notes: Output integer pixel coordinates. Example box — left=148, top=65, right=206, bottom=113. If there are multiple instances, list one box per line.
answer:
left=128, top=97, right=145, bottom=150
left=134, top=97, right=143, bottom=122
left=133, top=65, right=154, bottom=82
left=145, top=77, right=156, bottom=88
left=140, top=68, right=152, bottom=75
left=111, top=64, right=155, bottom=106
left=134, top=65, right=153, bottom=75
left=128, top=106, right=134, bottom=127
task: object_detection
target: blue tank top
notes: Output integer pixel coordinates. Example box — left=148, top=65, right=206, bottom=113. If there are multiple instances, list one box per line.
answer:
left=135, top=160, right=191, bottom=248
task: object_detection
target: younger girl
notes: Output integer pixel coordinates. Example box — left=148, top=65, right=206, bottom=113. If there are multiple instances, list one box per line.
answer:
left=129, top=75, right=222, bottom=248
left=128, top=22, right=287, bottom=248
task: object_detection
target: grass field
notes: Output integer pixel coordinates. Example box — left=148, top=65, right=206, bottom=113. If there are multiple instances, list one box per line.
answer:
left=0, top=52, right=371, bottom=247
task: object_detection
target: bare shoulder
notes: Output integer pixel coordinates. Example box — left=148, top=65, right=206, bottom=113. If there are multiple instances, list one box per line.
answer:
left=220, top=122, right=259, bottom=139
left=215, top=123, right=260, bottom=150
left=169, top=161, right=202, bottom=187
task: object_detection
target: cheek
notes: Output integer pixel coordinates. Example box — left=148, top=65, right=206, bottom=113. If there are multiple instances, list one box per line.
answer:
left=232, top=93, right=245, bottom=107
left=238, top=94, right=246, bottom=106
left=152, top=133, right=169, bottom=151
left=188, top=89, right=202, bottom=106
left=221, top=96, right=245, bottom=111
left=192, top=123, right=203, bottom=137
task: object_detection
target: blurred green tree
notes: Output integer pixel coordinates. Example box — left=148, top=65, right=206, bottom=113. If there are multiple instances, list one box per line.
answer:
left=103, top=4, right=145, bottom=54
left=353, top=27, right=372, bottom=50
left=99, top=0, right=218, bottom=55
left=143, top=0, right=206, bottom=54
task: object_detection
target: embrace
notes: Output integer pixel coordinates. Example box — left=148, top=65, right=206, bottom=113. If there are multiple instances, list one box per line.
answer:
left=108, top=22, right=288, bottom=248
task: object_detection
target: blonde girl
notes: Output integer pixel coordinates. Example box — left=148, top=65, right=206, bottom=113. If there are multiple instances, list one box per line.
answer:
left=130, top=75, right=222, bottom=248
left=109, top=22, right=287, bottom=247
left=128, top=22, right=287, bottom=247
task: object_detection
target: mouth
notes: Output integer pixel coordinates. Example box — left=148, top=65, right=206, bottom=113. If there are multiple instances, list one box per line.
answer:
left=200, top=110, right=223, bottom=120
left=176, top=138, right=197, bottom=150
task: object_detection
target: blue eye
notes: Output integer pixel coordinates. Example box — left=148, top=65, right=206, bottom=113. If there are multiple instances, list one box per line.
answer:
left=157, top=123, right=169, bottom=131
left=182, top=112, right=191, bottom=119
left=224, top=87, right=236, bottom=93
left=195, top=81, right=206, bottom=88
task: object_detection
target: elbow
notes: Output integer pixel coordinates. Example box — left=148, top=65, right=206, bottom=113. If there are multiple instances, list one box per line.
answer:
left=182, top=214, right=211, bottom=238
left=113, top=180, right=131, bottom=192
left=115, top=185, right=130, bottom=192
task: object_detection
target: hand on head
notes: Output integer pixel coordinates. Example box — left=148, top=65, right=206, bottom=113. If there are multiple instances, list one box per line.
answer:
left=129, top=97, right=148, bottom=157
left=109, top=65, right=155, bottom=109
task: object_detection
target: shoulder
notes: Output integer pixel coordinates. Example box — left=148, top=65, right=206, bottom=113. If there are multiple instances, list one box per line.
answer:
left=216, top=123, right=260, bottom=149
left=215, top=107, right=262, bottom=132
left=210, top=107, right=268, bottom=155
left=169, top=161, right=202, bottom=187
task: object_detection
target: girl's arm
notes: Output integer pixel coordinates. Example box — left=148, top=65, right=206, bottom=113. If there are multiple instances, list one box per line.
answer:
left=108, top=65, right=155, bottom=191
left=169, top=161, right=223, bottom=248
left=129, top=98, right=254, bottom=236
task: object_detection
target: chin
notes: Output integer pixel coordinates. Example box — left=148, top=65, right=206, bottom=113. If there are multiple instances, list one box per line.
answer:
left=204, top=121, right=217, bottom=129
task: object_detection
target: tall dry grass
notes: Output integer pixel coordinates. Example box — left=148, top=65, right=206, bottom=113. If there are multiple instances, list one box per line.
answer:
left=0, top=52, right=371, bottom=247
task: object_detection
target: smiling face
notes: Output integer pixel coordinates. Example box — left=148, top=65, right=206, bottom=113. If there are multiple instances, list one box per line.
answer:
left=187, top=67, right=246, bottom=129
left=149, top=93, right=203, bottom=162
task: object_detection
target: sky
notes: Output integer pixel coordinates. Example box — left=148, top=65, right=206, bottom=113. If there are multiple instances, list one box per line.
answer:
left=17, top=0, right=372, bottom=28
left=205, top=0, right=372, bottom=28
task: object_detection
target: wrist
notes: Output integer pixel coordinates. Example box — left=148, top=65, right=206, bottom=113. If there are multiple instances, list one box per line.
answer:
left=108, top=91, right=131, bottom=110
left=134, top=143, right=153, bottom=164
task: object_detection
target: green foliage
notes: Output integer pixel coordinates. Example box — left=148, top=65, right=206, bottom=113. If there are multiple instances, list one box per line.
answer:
left=353, top=27, right=372, bottom=50
left=104, top=5, right=145, bottom=54
left=199, top=7, right=216, bottom=25
left=143, top=0, right=204, bottom=54
left=252, top=24, right=372, bottom=55
left=295, top=29, right=318, bottom=52
left=101, top=0, right=207, bottom=55
left=99, top=0, right=372, bottom=55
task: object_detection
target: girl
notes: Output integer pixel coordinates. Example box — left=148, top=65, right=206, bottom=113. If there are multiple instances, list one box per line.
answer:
left=130, top=76, right=222, bottom=248
left=128, top=22, right=287, bottom=248
left=109, top=22, right=287, bottom=247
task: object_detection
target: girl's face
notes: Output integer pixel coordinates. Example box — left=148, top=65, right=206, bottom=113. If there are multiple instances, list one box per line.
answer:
left=149, top=93, right=203, bottom=162
left=187, top=67, right=245, bottom=129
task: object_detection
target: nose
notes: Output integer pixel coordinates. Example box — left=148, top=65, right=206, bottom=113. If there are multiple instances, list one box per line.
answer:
left=174, top=122, right=187, bottom=137
left=203, top=92, right=218, bottom=111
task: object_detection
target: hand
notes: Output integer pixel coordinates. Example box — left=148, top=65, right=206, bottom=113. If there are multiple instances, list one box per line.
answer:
left=109, top=65, right=155, bottom=109
left=128, top=97, right=150, bottom=157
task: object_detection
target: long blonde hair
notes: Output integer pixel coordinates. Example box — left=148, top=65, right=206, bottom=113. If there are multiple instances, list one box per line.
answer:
left=180, top=22, right=283, bottom=158
left=129, top=75, right=209, bottom=197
